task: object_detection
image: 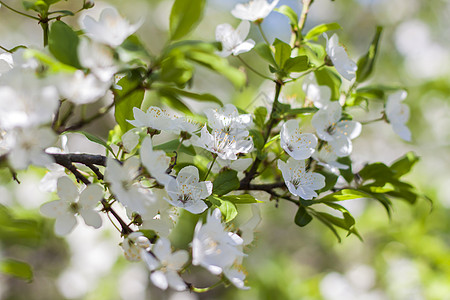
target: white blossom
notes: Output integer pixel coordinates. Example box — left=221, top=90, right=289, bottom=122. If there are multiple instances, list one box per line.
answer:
left=192, top=126, right=253, bottom=160
left=0, top=69, right=59, bottom=130
left=215, top=21, right=255, bottom=57
left=385, top=90, right=411, bottom=141
left=140, top=137, right=172, bottom=186
left=140, top=189, right=178, bottom=238
left=302, top=74, right=331, bottom=108
left=6, top=127, right=56, bottom=170
left=143, top=238, right=188, bottom=291
left=280, top=119, right=317, bottom=160
left=325, top=34, right=357, bottom=81
left=128, top=106, right=176, bottom=131
left=80, top=7, right=141, bottom=47
left=105, top=157, right=150, bottom=215
left=277, top=158, right=325, bottom=200
left=121, top=232, right=151, bottom=262
left=231, top=0, right=280, bottom=22
left=192, top=209, right=245, bottom=275
left=78, top=38, right=118, bottom=82
left=56, top=70, right=110, bottom=105
left=164, top=166, right=212, bottom=214
left=205, top=104, right=252, bottom=132
left=40, top=177, right=103, bottom=236
left=312, top=143, right=349, bottom=174
left=311, top=102, right=361, bottom=157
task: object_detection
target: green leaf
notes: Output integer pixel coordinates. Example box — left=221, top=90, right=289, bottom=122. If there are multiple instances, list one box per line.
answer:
left=275, top=5, right=298, bottom=30
left=160, top=87, right=222, bottom=105
left=48, top=21, right=81, bottom=68
left=208, top=196, right=237, bottom=222
left=315, top=211, right=361, bottom=241
left=337, top=156, right=354, bottom=183
left=273, top=38, right=291, bottom=68
left=253, top=106, right=268, bottom=128
left=76, top=131, right=117, bottom=158
left=221, top=194, right=262, bottom=204
left=169, top=0, right=206, bottom=40
left=316, top=189, right=370, bottom=202
left=157, top=88, right=193, bottom=115
left=314, top=68, right=342, bottom=100
left=390, top=151, right=419, bottom=179
left=304, top=23, right=342, bottom=41
left=114, top=74, right=145, bottom=133
left=213, top=170, right=240, bottom=196
left=294, top=206, right=312, bottom=227
left=359, top=162, right=394, bottom=183
left=284, top=55, right=309, bottom=73
left=159, top=54, right=194, bottom=87
left=153, top=139, right=196, bottom=156
left=254, top=43, right=277, bottom=67
left=187, top=51, right=246, bottom=88
left=249, top=129, right=264, bottom=151
left=0, top=259, right=33, bottom=281
left=356, top=26, right=383, bottom=83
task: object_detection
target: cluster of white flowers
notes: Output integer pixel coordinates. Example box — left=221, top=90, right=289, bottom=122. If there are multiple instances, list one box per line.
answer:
left=0, top=0, right=417, bottom=294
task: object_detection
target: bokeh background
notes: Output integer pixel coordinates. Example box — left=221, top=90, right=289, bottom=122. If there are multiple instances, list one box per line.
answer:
left=0, top=0, right=449, bottom=299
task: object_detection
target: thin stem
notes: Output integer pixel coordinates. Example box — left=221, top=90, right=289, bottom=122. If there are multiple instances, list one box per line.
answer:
left=257, top=23, right=270, bottom=45
left=0, top=45, right=11, bottom=53
left=41, top=22, right=49, bottom=47
left=0, top=1, right=40, bottom=20
left=203, top=154, right=217, bottom=181
left=298, top=0, right=313, bottom=40
left=237, top=56, right=273, bottom=81
left=240, top=81, right=283, bottom=187
left=361, top=116, right=385, bottom=125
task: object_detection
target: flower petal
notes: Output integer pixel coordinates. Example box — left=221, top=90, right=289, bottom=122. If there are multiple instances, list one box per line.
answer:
left=54, top=213, right=77, bottom=236
left=57, top=177, right=79, bottom=202
left=80, top=208, right=102, bottom=229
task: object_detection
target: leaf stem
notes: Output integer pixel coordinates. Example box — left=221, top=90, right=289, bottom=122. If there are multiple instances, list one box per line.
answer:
left=237, top=56, right=273, bottom=81
left=0, top=1, right=40, bottom=20
left=298, top=0, right=313, bottom=40
left=257, top=22, right=270, bottom=45
left=203, top=154, right=217, bottom=181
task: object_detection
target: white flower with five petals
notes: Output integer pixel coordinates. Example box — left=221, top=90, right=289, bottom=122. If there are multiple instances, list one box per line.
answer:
left=385, top=90, right=411, bottom=141
left=192, top=126, right=253, bottom=160
left=80, top=7, right=141, bottom=47
left=143, top=237, right=188, bottom=291
left=164, top=166, right=212, bottom=214
left=105, top=157, right=150, bottom=215
left=277, top=158, right=325, bottom=200
left=311, top=102, right=361, bottom=157
left=325, top=34, right=357, bottom=81
left=40, top=177, right=103, bottom=236
left=231, top=0, right=280, bottom=22
left=280, top=119, right=318, bottom=160
left=215, top=21, right=255, bottom=57
left=205, top=103, right=252, bottom=132
left=192, top=209, right=245, bottom=275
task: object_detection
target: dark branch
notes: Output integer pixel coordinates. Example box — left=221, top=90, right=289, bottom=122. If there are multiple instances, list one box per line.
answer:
left=51, top=153, right=107, bottom=167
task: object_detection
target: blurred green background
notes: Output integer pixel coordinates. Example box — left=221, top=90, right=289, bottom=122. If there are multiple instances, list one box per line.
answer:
left=0, top=0, right=449, bottom=299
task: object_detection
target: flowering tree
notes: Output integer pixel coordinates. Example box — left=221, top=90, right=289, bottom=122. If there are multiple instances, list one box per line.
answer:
left=0, top=0, right=426, bottom=293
